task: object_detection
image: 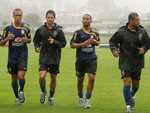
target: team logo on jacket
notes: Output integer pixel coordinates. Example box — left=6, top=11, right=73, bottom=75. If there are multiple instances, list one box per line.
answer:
left=138, top=33, right=143, bottom=40
left=53, top=31, right=58, bottom=37
left=21, top=30, right=25, bottom=35
left=90, top=35, right=94, bottom=39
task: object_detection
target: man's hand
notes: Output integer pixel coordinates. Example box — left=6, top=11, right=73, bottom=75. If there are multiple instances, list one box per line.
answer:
left=7, top=31, right=15, bottom=40
left=90, top=38, right=96, bottom=44
left=48, top=37, right=54, bottom=44
left=36, top=48, right=41, bottom=53
left=21, top=34, right=28, bottom=43
left=138, top=47, right=144, bottom=54
left=89, top=38, right=100, bottom=46
left=82, top=39, right=91, bottom=47
left=114, top=51, right=120, bottom=58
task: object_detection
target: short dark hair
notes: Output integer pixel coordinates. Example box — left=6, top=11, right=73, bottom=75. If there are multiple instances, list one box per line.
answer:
left=46, top=10, right=56, bottom=18
left=83, top=14, right=92, bottom=20
left=13, top=8, right=23, bottom=15
left=128, top=12, right=139, bottom=22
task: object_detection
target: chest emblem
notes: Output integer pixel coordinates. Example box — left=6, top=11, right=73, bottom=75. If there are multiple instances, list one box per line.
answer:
left=90, top=35, right=94, bottom=39
left=21, top=30, right=25, bottom=35
left=53, top=31, right=58, bottom=37
left=138, top=33, right=143, bottom=40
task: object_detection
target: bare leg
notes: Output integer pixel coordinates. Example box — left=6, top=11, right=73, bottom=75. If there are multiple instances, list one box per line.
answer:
left=87, top=73, right=95, bottom=94
left=39, top=71, right=47, bottom=92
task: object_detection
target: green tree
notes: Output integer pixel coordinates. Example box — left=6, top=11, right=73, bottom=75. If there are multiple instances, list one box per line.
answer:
left=2, top=21, right=8, bottom=27
left=87, top=0, right=118, bottom=13
left=86, top=0, right=129, bottom=19
left=24, top=13, right=42, bottom=29
left=145, top=24, right=150, bottom=36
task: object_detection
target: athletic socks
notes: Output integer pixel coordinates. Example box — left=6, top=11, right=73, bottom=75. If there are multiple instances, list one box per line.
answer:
left=86, top=93, right=91, bottom=99
left=78, top=92, right=91, bottom=99
left=19, top=79, right=26, bottom=92
left=50, top=90, right=55, bottom=98
left=12, top=79, right=26, bottom=99
left=49, top=90, right=55, bottom=98
left=131, top=86, right=139, bottom=97
left=40, top=85, right=46, bottom=93
left=123, top=86, right=130, bottom=106
left=11, top=82, right=19, bottom=98
left=78, top=92, right=83, bottom=98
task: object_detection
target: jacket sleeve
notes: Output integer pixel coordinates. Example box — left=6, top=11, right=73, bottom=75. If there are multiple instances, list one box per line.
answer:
left=33, top=28, right=41, bottom=49
left=109, top=31, right=120, bottom=56
left=53, top=29, right=67, bottom=48
left=141, top=30, right=150, bottom=52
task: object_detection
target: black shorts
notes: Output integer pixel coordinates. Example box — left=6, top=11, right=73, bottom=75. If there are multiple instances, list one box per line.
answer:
left=39, top=63, right=59, bottom=74
left=75, top=59, right=97, bottom=77
left=7, top=61, right=27, bottom=74
left=121, top=70, right=141, bottom=80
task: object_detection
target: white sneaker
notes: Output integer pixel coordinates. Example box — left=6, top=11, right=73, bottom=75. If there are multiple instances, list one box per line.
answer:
left=130, top=96, right=135, bottom=107
left=125, top=105, right=132, bottom=113
left=16, top=98, right=21, bottom=106
left=48, top=97, right=55, bottom=106
left=78, top=98, right=84, bottom=106
left=84, top=99, right=90, bottom=108
left=19, top=91, right=25, bottom=103
left=40, top=90, right=47, bottom=104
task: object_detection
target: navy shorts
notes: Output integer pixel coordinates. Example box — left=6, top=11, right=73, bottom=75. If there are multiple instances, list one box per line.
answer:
left=7, top=61, right=27, bottom=74
left=39, top=63, right=59, bottom=74
left=121, top=70, right=141, bottom=80
left=75, top=59, right=97, bottom=77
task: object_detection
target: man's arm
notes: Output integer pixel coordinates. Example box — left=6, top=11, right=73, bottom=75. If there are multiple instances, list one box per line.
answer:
left=70, top=39, right=91, bottom=48
left=139, top=30, right=150, bottom=54
left=109, top=31, right=120, bottom=58
left=0, top=31, right=15, bottom=46
left=0, top=37, right=9, bottom=46
left=70, top=30, right=92, bottom=48
left=33, top=28, right=41, bottom=53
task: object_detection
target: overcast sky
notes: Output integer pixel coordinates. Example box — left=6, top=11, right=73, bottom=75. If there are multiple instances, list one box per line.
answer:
left=114, top=0, right=150, bottom=13
left=10, top=0, right=150, bottom=14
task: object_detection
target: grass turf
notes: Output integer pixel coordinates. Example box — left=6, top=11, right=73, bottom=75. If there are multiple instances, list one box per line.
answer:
left=0, top=44, right=150, bottom=113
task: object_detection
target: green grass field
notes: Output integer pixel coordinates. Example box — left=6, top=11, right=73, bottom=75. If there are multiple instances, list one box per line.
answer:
left=0, top=44, right=150, bottom=113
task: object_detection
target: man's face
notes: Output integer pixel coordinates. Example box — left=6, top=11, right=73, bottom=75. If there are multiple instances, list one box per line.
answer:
left=13, top=11, right=22, bottom=24
left=130, top=16, right=140, bottom=28
left=46, top=13, right=55, bottom=25
left=82, top=15, right=92, bottom=27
